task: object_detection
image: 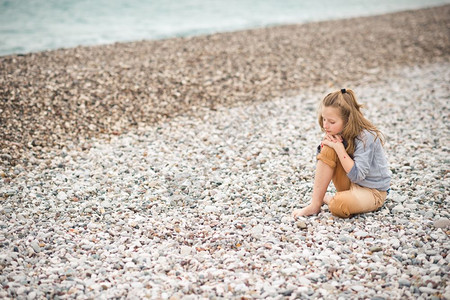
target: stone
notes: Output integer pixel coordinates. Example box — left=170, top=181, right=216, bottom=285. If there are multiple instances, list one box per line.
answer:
left=298, top=277, right=311, bottom=286
left=354, top=230, right=368, bottom=238
left=398, top=279, right=411, bottom=287
left=296, top=221, right=307, bottom=229
left=180, top=246, right=192, bottom=256
left=251, top=224, right=264, bottom=237
left=351, top=285, right=364, bottom=292
left=281, top=267, right=297, bottom=276
left=370, top=246, right=383, bottom=253
left=390, top=239, right=401, bottom=249
left=57, top=191, right=68, bottom=201
left=30, top=241, right=41, bottom=253
left=392, top=205, right=406, bottom=213
left=433, top=218, right=450, bottom=229
left=419, top=287, right=438, bottom=294
left=204, top=206, right=219, bottom=213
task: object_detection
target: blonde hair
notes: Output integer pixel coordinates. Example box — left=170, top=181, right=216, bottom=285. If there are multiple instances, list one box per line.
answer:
left=318, top=89, right=384, bottom=155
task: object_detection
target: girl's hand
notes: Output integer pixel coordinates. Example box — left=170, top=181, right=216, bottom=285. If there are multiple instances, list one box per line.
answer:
left=322, top=134, right=343, bottom=150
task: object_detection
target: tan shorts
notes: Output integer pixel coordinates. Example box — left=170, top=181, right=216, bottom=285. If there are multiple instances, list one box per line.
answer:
left=317, top=145, right=387, bottom=218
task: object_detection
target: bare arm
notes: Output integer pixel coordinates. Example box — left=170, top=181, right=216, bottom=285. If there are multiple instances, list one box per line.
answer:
left=322, top=134, right=354, bottom=173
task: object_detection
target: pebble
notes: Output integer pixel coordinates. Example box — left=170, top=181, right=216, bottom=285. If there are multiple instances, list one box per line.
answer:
left=251, top=224, right=264, bottom=238
left=370, top=246, right=383, bottom=253
left=180, top=246, right=192, bottom=256
left=30, top=241, right=41, bottom=253
left=281, top=268, right=298, bottom=276
left=398, top=279, right=411, bottom=287
left=296, top=221, right=307, bottom=230
left=354, top=230, right=368, bottom=238
left=433, top=218, right=450, bottom=229
left=392, top=204, right=406, bottom=214
left=57, top=191, right=68, bottom=201
left=204, top=205, right=219, bottom=213
left=298, top=277, right=311, bottom=286
left=351, top=285, right=365, bottom=292
left=390, top=238, right=401, bottom=249
left=0, top=61, right=448, bottom=299
left=419, top=287, right=438, bottom=294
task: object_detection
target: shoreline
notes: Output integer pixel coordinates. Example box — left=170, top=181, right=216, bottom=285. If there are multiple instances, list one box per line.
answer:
left=1, top=2, right=449, bottom=57
left=1, top=4, right=450, bottom=173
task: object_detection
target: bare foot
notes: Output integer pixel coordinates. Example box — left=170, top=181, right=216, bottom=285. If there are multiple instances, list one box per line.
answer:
left=323, top=194, right=333, bottom=205
left=292, top=204, right=321, bottom=217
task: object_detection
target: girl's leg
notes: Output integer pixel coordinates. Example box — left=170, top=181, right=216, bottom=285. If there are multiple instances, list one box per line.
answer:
left=319, top=146, right=386, bottom=218
left=323, top=162, right=350, bottom=205
left=292, top=145, right=351, bottom=217
left=328, top=184, right=387, bottom=218
left=332, top=157, right=351, bottom=192
left=317, top=145, right=351, bottom=192
left=292, top=159, right=334, bottom=216
left=319, top=146, right=351, bottom=205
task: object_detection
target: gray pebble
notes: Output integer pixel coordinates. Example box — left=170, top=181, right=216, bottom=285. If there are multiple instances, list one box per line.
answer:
left=398, top=279, right=411, bottom=287
left=419, top=287, right=438, bottom=294
left=433, top=218, right=450, bottom=229
left=30, top=241, right=41, bottom=253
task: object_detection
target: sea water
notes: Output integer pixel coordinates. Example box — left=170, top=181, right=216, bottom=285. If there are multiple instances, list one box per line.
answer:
left=0, top=0, right=449, bottom=56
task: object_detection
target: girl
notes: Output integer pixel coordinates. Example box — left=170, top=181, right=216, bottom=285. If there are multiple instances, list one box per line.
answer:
left=292, top=89, right=391, bottom=218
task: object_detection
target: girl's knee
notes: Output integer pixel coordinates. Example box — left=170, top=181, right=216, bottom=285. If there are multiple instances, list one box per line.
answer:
left=317, top=145, right=338, bottom=168
left=328, top=196, right=351, bottom=218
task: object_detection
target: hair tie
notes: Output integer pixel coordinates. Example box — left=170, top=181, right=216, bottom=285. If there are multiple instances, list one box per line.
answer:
left=341, top=88, right=347, bottom=94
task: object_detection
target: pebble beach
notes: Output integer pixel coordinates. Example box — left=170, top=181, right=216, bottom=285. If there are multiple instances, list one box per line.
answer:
left=1, top=4, right=449, bottom=300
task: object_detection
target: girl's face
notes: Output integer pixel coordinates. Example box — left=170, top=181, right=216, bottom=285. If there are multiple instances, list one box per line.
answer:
left=321, top=106, right=345, bottom=135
